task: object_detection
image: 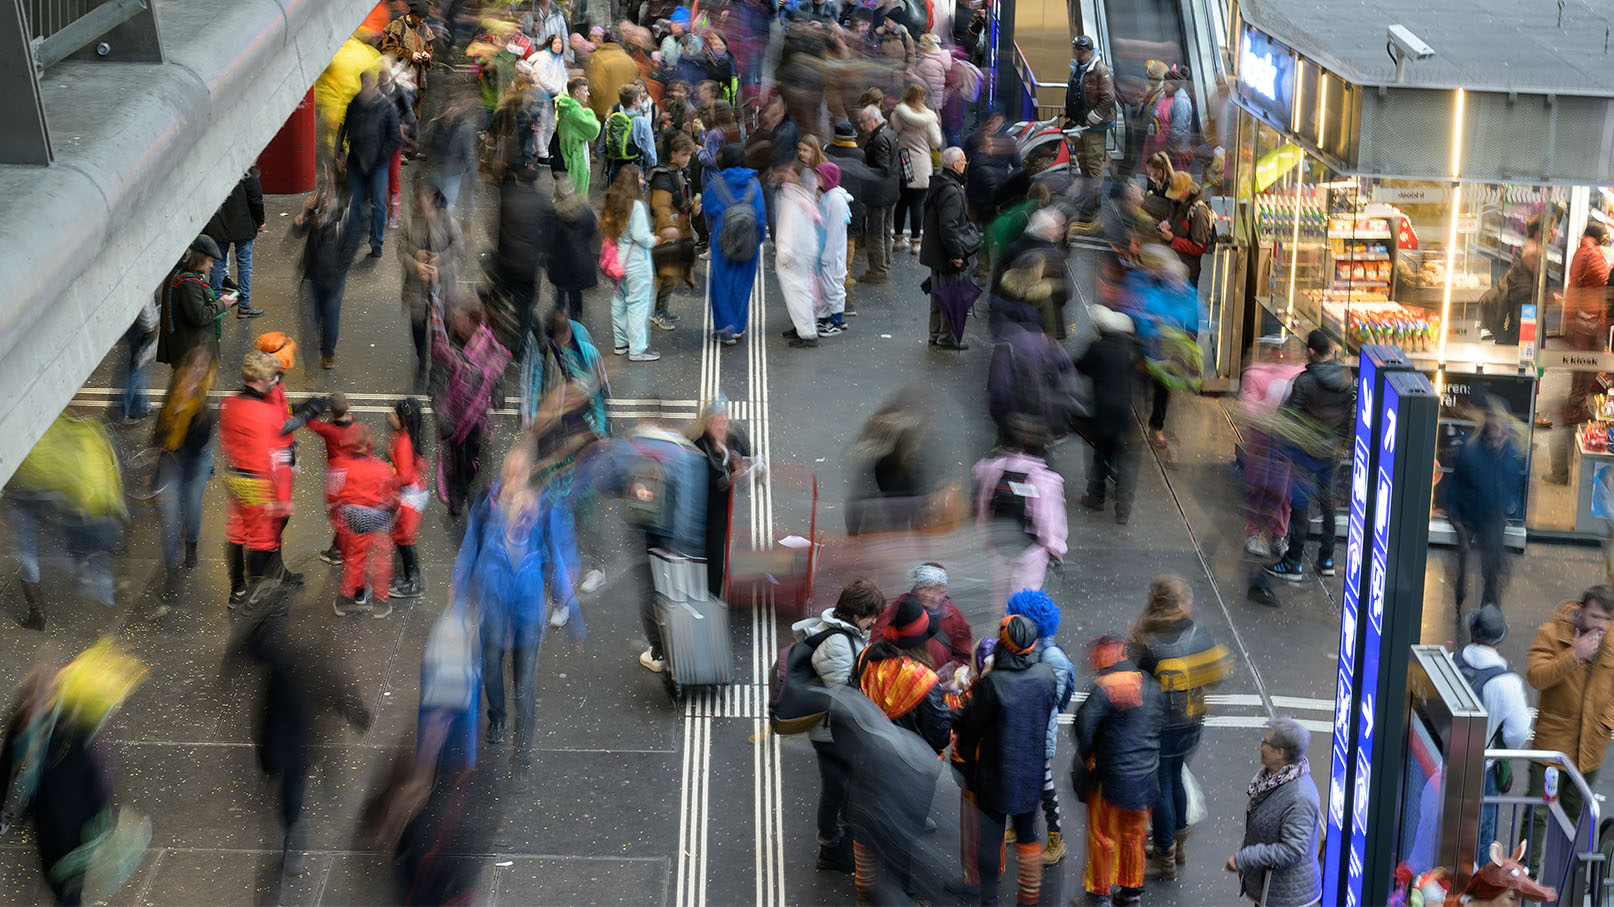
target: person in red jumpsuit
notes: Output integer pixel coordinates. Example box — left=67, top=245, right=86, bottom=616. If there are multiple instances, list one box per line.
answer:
left=388, top=397, right=429, bottom=599
left=218, top=350, right=330, bottom=604
left=305, top=391, right=362, bottom=565
left=333, top=424, right=401, bottom=617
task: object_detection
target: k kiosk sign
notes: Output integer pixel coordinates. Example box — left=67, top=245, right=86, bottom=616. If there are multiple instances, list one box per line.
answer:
left=1322, top=346, right=1438, bottom=907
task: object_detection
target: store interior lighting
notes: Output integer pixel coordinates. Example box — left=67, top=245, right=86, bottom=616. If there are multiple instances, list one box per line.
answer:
left=1436, top=87, right=1466, bottom=388
left=1284, top=66, right=1307, bottom=330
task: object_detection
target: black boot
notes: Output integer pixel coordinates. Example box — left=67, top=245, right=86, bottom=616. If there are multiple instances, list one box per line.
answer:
left=227, top=542, right=246, bottom=607
left=183, top=542, right=198, bottom=569
left=19, top=580, right=43, bottom=630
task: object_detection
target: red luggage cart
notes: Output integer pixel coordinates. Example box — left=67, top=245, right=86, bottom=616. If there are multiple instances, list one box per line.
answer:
left=723, top=462, right=820, bottom=614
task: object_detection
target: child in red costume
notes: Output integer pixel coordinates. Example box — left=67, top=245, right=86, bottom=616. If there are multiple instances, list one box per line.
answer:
left=305, top=391, right=362, bottom=565
left=388, top=397, right=429, bottom=599
left=333, top=424, right=401, bottom=617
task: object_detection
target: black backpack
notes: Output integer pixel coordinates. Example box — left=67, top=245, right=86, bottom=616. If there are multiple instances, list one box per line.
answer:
left=711, top=178, right=759, bottom=263
left=624, top=441, right=676, bottom=535
left=1453, top=648, right=1514, bottom=790
left=986, top=469, right=1037, bottom=540
left=769, top=627, right=852, bottom=734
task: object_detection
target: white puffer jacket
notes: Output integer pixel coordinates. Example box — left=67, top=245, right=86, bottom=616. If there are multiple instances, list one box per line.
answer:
left=890, top=102, right=943, bottom=189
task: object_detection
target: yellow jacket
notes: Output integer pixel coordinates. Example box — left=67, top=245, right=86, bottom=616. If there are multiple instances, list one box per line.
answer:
left=1527, top=600, right=1614, bottom=772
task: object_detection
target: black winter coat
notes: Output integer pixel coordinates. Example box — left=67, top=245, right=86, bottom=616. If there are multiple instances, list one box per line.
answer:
left=825, top=144, right=876, bottom=235
left=205, top=168, right=265, bottom=246
left=1073, top=659, right=1164, bottom=810
left=955, top=659, right=1058, bottom=816
left=340, top=91, right=402, bottom=175
left=494, top=176, right=552, bottom=288
left=1076, top=328, right=1140, bottom=439
left=1284, top=359, right=1355, bottom=444
left=549, top=202, right=600, bottom=292
left=863, top=123, right=901, bottom=207
left=156, top=269, right=222, bottom=366
left=919, top=168, right=973, bottom=273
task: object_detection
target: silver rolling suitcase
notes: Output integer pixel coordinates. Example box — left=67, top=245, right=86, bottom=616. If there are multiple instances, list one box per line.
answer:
left=650, top=548, right=733, bottom=700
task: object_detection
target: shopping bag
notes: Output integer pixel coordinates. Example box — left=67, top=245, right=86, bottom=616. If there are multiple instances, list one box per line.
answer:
left=1183, top=765, right=1206, bottom=826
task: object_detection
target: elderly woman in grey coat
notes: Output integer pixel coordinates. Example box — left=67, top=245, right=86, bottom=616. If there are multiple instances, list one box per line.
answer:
left=1227, top=716, right=1322, bottom=907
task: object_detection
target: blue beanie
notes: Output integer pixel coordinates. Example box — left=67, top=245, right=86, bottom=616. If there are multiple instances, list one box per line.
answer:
left=1006, top=589, right=1060, bottom=638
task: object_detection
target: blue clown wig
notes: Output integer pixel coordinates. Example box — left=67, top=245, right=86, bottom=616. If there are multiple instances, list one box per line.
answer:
left=1005, top=588, right=1060, bottom=638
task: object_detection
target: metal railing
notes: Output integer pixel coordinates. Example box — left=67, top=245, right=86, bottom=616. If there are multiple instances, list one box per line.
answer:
left=19, top=0, right=156, bottom=70
left=1483, top=749, right=1610, bottom=905
left=1010, top=40, right=1125, bottom=162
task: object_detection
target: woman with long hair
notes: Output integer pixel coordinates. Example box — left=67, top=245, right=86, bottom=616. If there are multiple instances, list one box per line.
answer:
left=154, top=345, right=217, bottom=578
left=889, top=83, right=942, bottom=252
left=1128, top=574, right=1231, bottom=877
left=776, top=165, right=824, bottom=347
left=601, top=165, right=660, bottom=361
left=689, top=400, right=752, bottom=595
left=795, top=136, right=826, bottom=170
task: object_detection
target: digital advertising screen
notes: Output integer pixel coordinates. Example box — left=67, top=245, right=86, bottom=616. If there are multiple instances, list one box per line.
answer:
left=1394, top=705, right=1447, bottom=879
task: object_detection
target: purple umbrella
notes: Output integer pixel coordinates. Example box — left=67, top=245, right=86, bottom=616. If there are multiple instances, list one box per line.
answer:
left=930, top=274, right=982, bottom=344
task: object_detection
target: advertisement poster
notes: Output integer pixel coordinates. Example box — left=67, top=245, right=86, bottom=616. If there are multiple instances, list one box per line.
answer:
left=1432, top=372, right=1535, bottom=524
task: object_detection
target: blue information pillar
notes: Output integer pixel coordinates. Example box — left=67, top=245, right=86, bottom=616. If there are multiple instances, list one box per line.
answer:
left=1322, top=347, right=1438, bottom=907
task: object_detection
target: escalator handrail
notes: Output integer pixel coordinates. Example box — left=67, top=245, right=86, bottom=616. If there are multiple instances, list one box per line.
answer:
left=1012, top=40, right=1068, bottom=90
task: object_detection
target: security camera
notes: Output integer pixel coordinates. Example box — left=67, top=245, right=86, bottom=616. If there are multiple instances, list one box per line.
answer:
left=1387, top=25, right=1434, bottom=61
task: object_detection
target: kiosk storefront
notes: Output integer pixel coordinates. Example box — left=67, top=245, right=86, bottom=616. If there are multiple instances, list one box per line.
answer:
left=1221, top=0, right=1614, bottom=540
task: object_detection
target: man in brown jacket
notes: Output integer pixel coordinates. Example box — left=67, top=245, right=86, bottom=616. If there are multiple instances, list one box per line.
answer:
left=1525, top=585, right=1614, bottom=874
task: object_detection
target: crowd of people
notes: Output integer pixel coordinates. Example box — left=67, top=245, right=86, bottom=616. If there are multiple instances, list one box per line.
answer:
left=9, top=0, right=1584, bottom=906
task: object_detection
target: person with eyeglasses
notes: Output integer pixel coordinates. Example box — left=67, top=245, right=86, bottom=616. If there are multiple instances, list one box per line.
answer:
left=1226, top=716, right=1321, bottom=907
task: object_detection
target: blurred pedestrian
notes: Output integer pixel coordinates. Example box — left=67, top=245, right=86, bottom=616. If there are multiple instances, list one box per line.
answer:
left=399, top=182, right=466, bottom=389
left=490, top=165, right=553, bottom=360
left=420, top=95, right=481, bottom=216
left=988, top=206, right=1068, bottom=341
left=972, top=415, right=1067, bottom=592
left=790, top=579, right=885, bottom=873
left=204, top=166, right=266, bottom=318
left=292, top=189, right=357, bottom=369
left=1077, top=304, right=1141, bottom=524
left=1004, top=589, right=1078, bottom=866
left=1236, top=340, right=1303, bottom=558
left=1226, top=717, right=1321, bottom=907
left=1156, top=172, right=1212, bottom=287
left=955, top=615, right=1058, bottom=905
left=623, top=408, right=708, bottom=672
left=227, top=606, right=371, bottom=877
left=338, top=67, right=403, bottom=257
left=1130, top=574, right=1231, bottom=878
left=1446, top=401, right=1524, bottom=609
left=603, top=165, right=661, bottom=361
left=549, top=182, right=601, bottom=319
left=1122, top=245, right=1201, bottom=465
left=430, top=307, right=511, bottom=518
left=1073, top=634, right=1163, bottom=907
left=153, top=346, right=217, bottom=581
left=704, top=144, right=766, bottom=343
left=1264, top=330, right=1352, bottom=583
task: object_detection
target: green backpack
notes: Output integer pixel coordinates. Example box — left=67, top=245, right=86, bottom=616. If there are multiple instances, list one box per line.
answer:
left=604, top=110, right=642, bottom=163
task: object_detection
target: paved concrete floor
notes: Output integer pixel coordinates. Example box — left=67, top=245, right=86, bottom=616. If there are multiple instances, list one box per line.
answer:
left=1, top=174, right=1606, bottom=906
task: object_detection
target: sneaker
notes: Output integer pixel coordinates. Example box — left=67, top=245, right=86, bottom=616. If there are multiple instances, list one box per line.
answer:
left=1317, top=555, right=1337, bottom=576
left=333, top=595, right=371, bottom=616
left=549, top=605, right=570, bottom=628
left=722, top=335, right=739, bottom=346
left=389, top=576, right=424, bottom=599
left=639, top=649, right=666, bottom=672
left=1244, top=534, right=1270, bottom=558
left=228, top=588, right=247, bottom=609
left=817, top=321, right=843, bottom=336
left=789, top=337, right=819, bottom=348
left=319, top=545, right=343, bottom=566
left=370, top=598, right=393, bottom=618
left=651, top=313, right=677, bottom=330
left=844, top=301, right=858, bottom=316
left=580, top=569, right=606, bottom=594
left=1264, top=560, right=1305, bottom=583
left=354, top=587, right=370, bottom=606
left=614, top=345, right=629, bottom=356
left=628, top=350, right=661, bottom=362
left=235, top=304, right=265, bottom=319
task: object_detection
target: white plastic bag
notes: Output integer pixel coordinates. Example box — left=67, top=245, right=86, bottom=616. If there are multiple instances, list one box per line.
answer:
left=1183, top=766, right=1207, bottom=826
